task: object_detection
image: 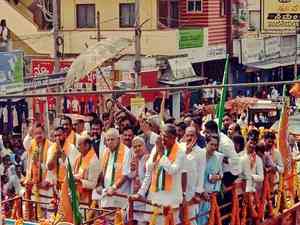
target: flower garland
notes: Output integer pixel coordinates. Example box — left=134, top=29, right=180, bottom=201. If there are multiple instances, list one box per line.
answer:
left=230, top=184, right=240, bottom=225
left=149, top=207, right=160, bottom=225
left=207, top=193, right=222, bottom=225
left=163, top=206, right=174, bottom=225
left=15, top=219, right=24, bottom=225
left=241, top=193, right=258, bottom=225
left=273, top=175, right=284, bottom=216
left=181, top=203, right=191, bottom=225
left=11, top=198, right=22, bottom=219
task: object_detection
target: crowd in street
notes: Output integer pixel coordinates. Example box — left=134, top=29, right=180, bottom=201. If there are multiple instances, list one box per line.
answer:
left=0, top=94, right=299, bottom=225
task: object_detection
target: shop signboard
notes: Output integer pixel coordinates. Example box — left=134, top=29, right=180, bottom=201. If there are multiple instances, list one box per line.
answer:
left=241, top=38, right=264, bottom=64
left=168, top=57, right=196, bottom=79
left=280, top=35, right=296, bottom=57
left=24, top=72, right=66, bottom=91
left=262, top=0, right=300, bottom=33
left=31, top=59, right=97, bottom=83
left=264, top=37, right=281, bottom=60
left=178, top=29, right=204, bottom=49
left=0, top=51, right=24, bottom=93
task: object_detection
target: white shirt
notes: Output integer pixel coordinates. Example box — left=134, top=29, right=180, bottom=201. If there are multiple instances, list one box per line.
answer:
left=100, top=145, right=132, bottom=209
left=240, top=153, right=264, bottom=192
left=138, top=143, right=185, bottom=207
left=219, top=133, right=241, bottom=176
left=103, top=145, right=132, bottom=194
left=182, top=144, right=206, bottom=201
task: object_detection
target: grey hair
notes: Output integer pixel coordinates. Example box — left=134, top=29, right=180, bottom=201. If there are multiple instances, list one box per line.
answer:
left=105, top=128, right=120, bottom=138
left=132, top=136, right=146, bottom=146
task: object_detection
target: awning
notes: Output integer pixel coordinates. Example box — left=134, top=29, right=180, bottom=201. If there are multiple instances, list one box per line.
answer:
left=245, top=55, right=299, bottom=69
left=159, top=76, right=207, bottom=86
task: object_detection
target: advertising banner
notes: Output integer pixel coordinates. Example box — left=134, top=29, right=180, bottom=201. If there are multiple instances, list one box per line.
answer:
left=262, top=0, right=300, bottom=32
left=178, top=29, right=204, bottom=49
left=0, top=51, right=24, bottom=93
left=241, top=38, right=264, bottom=64
left=31, top=59, right=96, bottom=84
left=264, top=37, right=281, bottom=60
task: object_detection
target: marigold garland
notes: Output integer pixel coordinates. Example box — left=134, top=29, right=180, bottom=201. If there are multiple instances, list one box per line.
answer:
left=273, top=175, right=284, bottom=216
left=163, top=207, right=174, bottom=225
left=207, top=193, right=221, bottom=225
left=149, top=207, right=160, bottom=225
left=231, top=185, right=240, bottom=225
left=11, top=198, right=22, bottom=219
left=15, top=219, right=24, bottom=225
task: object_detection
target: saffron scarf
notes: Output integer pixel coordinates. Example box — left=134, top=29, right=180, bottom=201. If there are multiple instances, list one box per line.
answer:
left=150, top=143, right=179, bottom=192
left=101, top=144, right=126, bottom=187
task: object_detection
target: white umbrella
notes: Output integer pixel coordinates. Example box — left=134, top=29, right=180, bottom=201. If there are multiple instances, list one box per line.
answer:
left=64, top=37, right=132, bottom=88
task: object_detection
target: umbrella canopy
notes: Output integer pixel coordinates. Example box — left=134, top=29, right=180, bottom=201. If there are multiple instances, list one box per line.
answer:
left=64, top=37, right=132, bottom=88
left=271, top=113, right=300, bottom=134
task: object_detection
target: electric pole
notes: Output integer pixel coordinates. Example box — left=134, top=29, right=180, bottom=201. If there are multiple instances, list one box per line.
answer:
left=53, top=0, right=61, bottom=116
left=53, top=0, right=60, bottom=73
left=97, top=11, right=100, bottom=42
left=134, top=0, right=142, bottom=96
left=295, top=22, right=300, bottom=80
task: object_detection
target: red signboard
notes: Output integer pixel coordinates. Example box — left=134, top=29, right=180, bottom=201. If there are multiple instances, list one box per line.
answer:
left=31, top=59, right=96, bottom=83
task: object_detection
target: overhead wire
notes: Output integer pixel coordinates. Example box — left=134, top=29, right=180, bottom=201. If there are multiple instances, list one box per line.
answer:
left=0, top=80, right=299, bottom=99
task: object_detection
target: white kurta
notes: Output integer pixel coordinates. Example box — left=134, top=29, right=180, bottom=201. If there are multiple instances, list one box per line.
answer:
left=100, top=145, right=132, bottom=209
left=240, top=153, right=264, bottom=193
left=138, top=144, right=185, bottom=225
left=138, top=144, right=185, bottom=207
left=182, top=145, right=206, bottom=225
left=219, top=133, right=241, bottom=176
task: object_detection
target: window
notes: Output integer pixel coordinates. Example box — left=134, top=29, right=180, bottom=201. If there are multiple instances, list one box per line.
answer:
left=119, top=3, right=135, bottom=28
left=187, top=0, right=202, bottom=12
left=76, top=4, right=96, bottom=28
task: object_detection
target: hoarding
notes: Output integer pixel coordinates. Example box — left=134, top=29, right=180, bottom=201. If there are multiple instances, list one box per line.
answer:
left=262, top=0, right=300, bottom=32
left=0, top=51, right=24, bottom=93
left=178, top=29, right=204, bottom=49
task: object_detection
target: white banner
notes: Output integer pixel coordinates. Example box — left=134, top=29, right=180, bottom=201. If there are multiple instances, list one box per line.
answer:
left=264, top=37, right=280, bottom=60
left=281, top=35, right=296, bottom=57
left=241, top=38, right=264, bottom=64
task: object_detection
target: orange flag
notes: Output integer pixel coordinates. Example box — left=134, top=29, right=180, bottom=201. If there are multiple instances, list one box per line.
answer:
left=278, top=86, right=294, bottom=197
left=290, top=82, right=300, bottom=98
left=59, top=177, right=74, bottom=223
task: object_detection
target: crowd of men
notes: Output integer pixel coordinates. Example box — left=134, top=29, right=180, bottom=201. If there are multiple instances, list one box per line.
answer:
left=0, top=101, right=299, bottom=225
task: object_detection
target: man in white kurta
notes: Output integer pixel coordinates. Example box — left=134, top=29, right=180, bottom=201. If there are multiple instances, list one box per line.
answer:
left=240, top=130, right=264, bottom=193
left=136, top=124, right=185, bottom=225
left=181, top=127, right=206, bottom=225
left=99, top=128, right=131, bottom=209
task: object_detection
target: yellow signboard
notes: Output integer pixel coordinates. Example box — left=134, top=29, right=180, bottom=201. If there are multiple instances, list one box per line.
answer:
left=262, top=0, right=300, bottom=32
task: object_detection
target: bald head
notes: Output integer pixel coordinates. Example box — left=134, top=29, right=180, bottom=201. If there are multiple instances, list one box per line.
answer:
left=78, top=135, right=92, bottom=155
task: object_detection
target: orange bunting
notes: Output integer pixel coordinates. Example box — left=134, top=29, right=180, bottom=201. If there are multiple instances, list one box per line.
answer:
left=231, top=185, right=241, bottom=225
left=207, top=193, right=222, bottom=225
left=163, top=207, right=175, bottom=225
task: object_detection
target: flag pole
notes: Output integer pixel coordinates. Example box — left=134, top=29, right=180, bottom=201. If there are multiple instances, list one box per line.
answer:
left=217, top=54, right=229, bottom=129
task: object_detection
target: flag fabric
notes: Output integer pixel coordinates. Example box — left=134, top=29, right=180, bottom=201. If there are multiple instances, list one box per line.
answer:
left=60, top=158, right=82, bottom=225
left=290, top=76, right=300, bottom=98
left=278, top=85, right=293, bottom=197
left=217, top=54, right=229, bottom=129
left=278, top=85, right=289, bottom=168
left=290, top=82, right=300, bottom=98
